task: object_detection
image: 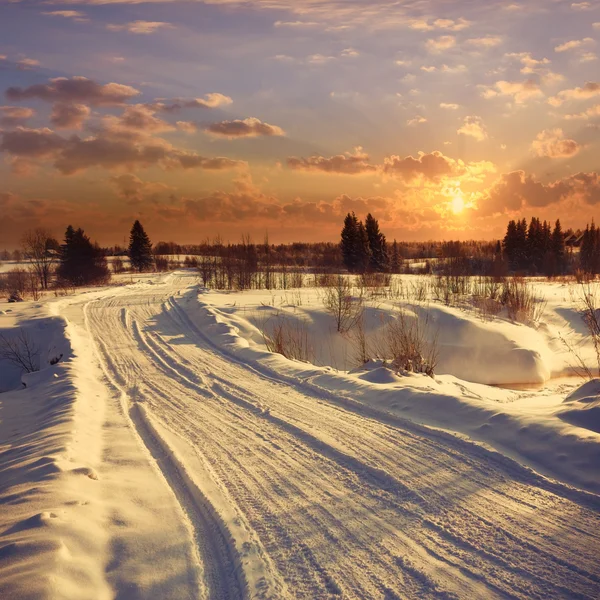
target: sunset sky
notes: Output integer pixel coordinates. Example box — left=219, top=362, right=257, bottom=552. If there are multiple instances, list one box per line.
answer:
left=0, top=0, right=599, bottom=246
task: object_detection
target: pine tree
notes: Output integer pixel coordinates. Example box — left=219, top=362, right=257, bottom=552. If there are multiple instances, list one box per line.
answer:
left=551, top=219, right=565, bottom=275
left=503, top=220, right=518, bottom=270
left=57, top=226, right=110, bottom=286
left=390, top=240, right=401, bottom=273
left=365, top=213, right=388, bottom=272
left=356, top=221, right=371, bottom=273
left=340, top=212, right=359, bottom=272
left=128, top=220, right=154, bottom=272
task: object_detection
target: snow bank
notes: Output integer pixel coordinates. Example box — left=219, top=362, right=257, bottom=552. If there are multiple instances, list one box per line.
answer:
left=0, top=305, right=70, bottom=392
left=0, top=308, right=111, bottom=599
left=558, top=378, right=600, bottom=434
left=185, top=287, right=600, bottom=495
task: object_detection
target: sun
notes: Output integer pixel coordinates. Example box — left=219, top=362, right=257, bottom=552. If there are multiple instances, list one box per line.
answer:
left=450, top=193, right=466, bottom=215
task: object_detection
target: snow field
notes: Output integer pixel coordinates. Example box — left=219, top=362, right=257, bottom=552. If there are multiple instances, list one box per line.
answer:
left=1, top=272, right=600, bottom=599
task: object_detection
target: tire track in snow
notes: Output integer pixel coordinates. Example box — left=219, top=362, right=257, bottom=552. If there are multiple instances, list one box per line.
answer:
left=83, top=300, right=246, bottom=600
left=81, top=279, right=600, bottom=599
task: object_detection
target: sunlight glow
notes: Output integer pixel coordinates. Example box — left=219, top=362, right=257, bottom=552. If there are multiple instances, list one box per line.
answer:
left=450, top=193, right=466, bottom=215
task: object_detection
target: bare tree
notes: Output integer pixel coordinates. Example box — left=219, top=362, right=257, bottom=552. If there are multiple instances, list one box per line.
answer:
left=580, top=282, right=600, bottom=377
left=21, top=228, right=59, bottom=290
left=323, top=275, right=363, bottom=333
left=0, top=329, right=40, bottom=373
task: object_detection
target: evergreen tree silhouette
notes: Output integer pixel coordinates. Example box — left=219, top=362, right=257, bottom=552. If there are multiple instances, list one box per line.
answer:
left=128, top=220, right=154, bottom=273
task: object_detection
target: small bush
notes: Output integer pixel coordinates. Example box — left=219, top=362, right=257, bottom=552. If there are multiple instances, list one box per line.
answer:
left=375, top=309, right=438, bottom=377
left=0, top=329, right=40, bottom=373
left=261, top=315, right=314, bottom=363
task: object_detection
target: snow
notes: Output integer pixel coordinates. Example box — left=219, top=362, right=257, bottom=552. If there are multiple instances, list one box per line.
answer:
left=1, top=272, right=600, bottom=599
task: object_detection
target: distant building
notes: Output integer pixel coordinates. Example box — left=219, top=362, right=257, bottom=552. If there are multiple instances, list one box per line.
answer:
left=564, top=232, right=584, bottom=248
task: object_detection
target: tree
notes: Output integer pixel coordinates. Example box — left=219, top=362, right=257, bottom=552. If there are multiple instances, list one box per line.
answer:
left=365, top=213, right=389, bottom=272
left=128, top=220, right=153, bottom=272
left=550, top=219, right=565, bottom=275
left=356, top=221, right=371, bottom=273
left=390, top=240, right=401, bottom=274
left=21, top=228, right=60, bottom=290
left=340, top=212, right=359, bottom=272
left=57, top=226, right=110, bottom=286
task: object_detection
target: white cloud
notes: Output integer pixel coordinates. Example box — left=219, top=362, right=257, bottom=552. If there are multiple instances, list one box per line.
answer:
left=457, top=116, right=488, bottom=141
left=555, top=38, right=594, bottom=52
left=466, top=36, right=503, bottom=49
left=531, top=128, right=580, bottom=158
left=426, top=35, right=456, bottom=53
left=107, top=21, right=174, bottom=35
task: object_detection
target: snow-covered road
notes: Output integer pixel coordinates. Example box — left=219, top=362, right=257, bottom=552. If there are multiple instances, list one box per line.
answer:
left=52, top=274, right=600, bottom=598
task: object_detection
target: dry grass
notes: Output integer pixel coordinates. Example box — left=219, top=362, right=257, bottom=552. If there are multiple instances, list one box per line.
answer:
left=260, top=314, right=314, bottom=363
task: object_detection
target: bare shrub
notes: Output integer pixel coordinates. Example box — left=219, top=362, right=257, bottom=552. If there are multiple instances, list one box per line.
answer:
left=376, top=309, right=438, bottom=376
left=323, top=275, right=363, bottom=333
left=349, top=312, right=370, bottom=366
left=112, top=257, right=125, bottom=274
left=289, top=271, right=305, bottom=289
left=261, top=315, right=314, bottom=363
left=406, top=279, right=429, bottom=303
left=579, top=283, right=600, bottom=377
left=5, top=268, right=28, bottom=299
left=0, top=329, right=40, bottom=373
left=502, top=277, right=546, bottom=324
left=154, top=256, right=169, bottom=272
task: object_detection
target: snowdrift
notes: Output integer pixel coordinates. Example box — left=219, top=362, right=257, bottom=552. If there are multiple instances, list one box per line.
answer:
left=558, top=379, right=600, bottom=434
left=188, top=287, right=600, bottom=495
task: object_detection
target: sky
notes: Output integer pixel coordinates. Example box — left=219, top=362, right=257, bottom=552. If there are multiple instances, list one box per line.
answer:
left=0, top=0, right=599, bottom=246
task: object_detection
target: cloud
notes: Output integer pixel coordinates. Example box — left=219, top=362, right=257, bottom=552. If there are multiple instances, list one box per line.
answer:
left=407, top=116, right=427, bottom=126
left=50, top=103, right=91, bottom=129
left=106, top=104, right=175, bottom=134
left=107, top=21, right=174, bottom=34
left=531, top=128, right=580, bottom=158
left=151, top=93, right=233, bottom=112
left=0, top=106, right=35, bottom=127
left=426, top=35, right=456, bottom=53
left=548, top=81, right=600, bottom=106
left=478, top=171, right=572, bottom=215
left=564, top=103, right=600, bottom=119
left=382, top=151, right=460, bottom=183
left=205, top=117, right=285, bottom=138
left=440, top=103, right=460, bottom=110
left=16, top=58, right=40, bottom=70
left=307, top=54, right=337, bottom=64
left=457, top=116, right=488, bottom=141
left=287, top=147, right=377, bottom=175
left=480, top=79, right=544, bottom=103
left=274, top=20, right=319, bottom=28
left=571, top=2, right=592, bottom=9
left=466, top=36, right=503, bottom=49
left=6, top=76, right=140, bottom=106
left=408, top=18, right=471, bottom=32
left=176, top=121, right=198, bottom=133
left=554, top=38, right=594, bottom=52
left=109, top=173, right=171, bottom=204
left=0, top=126, right=246, bottom=175
left=505, top=52, right=550, bottom=74
left=42, top=10, right=88, bottom=22
left=478, top=170, right=600, bottom=215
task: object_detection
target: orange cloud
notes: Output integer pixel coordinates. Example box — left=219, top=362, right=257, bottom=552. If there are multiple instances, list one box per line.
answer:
left=6, top=76, right=140, bottom=106
left=205, top=117, right=285, bottom=138
left=287, top=147, right=377, bottom=174
left=50, top=103, right=91, bottom=129
left=0, top=106, right=35, bottom=127
left=531, top=129, right=580, bottom=158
